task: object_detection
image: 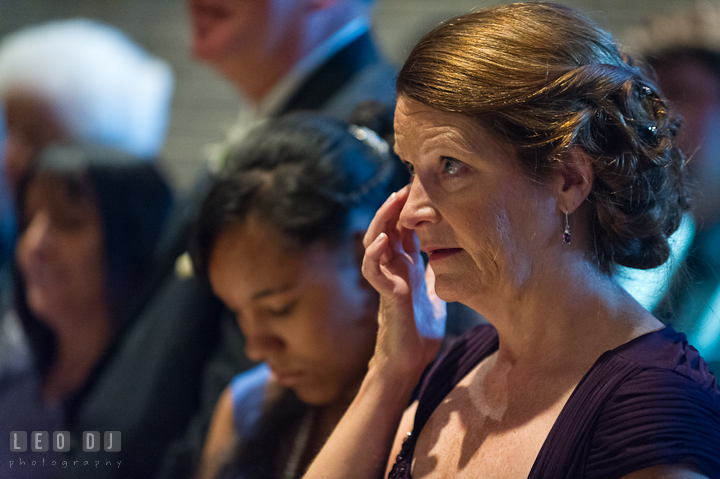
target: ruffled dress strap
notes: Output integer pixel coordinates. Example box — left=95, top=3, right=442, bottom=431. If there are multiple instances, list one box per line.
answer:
left=388, top=324, right=499, bottom=478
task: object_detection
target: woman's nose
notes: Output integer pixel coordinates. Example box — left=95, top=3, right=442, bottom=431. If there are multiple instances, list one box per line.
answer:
left=238, top=317, right=285, bottom=363
left=398, top=179, right=439, bottom=230
left=18, top=212, right=53, bottom=260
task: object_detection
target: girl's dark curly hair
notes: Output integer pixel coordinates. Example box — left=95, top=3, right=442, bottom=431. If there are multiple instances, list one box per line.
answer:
left=191, top=109, right=406, bottom=277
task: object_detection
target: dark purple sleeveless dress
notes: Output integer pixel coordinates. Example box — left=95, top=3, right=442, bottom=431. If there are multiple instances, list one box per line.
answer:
left=389, top=324, right=720, bottom=479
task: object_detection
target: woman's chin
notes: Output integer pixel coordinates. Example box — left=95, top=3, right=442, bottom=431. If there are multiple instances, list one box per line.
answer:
left=434, top=272, right=480, bottom=305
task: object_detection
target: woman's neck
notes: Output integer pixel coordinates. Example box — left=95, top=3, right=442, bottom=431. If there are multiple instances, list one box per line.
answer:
left=466, top=254, right=663, bottom=375
left=42, top=306, right=113, bottom=403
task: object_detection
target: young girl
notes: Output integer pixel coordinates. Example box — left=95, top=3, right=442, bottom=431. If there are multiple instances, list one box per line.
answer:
left=192, top=111, right=407, bottom=479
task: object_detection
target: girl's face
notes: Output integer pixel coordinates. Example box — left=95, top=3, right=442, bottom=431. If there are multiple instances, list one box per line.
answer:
left=393, top=96, right=560, bottom=312
left=208, top=218, right=378, bottom=406
left=16, top=173, right=107, bottom=327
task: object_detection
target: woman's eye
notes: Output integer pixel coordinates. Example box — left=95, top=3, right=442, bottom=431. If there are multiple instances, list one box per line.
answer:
left=442, top=157, right=461, bottom=176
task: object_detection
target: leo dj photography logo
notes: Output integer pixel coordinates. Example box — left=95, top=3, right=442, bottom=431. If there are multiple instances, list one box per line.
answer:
left=7, top=431, right=121, bottom=472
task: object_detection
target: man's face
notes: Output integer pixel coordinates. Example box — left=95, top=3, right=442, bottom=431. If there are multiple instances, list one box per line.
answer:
left=188, top=0, right=306, bottom=69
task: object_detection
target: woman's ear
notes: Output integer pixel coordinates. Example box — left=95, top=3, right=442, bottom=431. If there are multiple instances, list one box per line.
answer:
left=556, top=147, right=593, bottom=214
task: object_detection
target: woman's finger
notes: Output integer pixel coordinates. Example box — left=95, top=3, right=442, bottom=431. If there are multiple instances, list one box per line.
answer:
left=362, top=232, right=396, bottom=293
left=363, top=185, right=410, bottom=249
left=425, top=263, right=437, bottom=298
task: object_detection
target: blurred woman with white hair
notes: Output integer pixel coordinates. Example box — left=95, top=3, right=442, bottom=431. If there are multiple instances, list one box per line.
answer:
left=0, top=18, right=174, bottom=302
left=0, top=18, right=174, bottom=192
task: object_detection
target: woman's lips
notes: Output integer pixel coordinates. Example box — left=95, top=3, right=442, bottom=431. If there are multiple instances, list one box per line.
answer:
left=426, top=248, right=463, bottom=262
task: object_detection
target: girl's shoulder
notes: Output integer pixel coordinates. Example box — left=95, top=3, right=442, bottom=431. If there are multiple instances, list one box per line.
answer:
left=229, top=364, right=272, bottom=438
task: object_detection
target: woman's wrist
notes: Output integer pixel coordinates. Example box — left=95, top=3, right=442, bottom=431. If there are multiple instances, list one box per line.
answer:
left=366, top=356, right=425, bottom=400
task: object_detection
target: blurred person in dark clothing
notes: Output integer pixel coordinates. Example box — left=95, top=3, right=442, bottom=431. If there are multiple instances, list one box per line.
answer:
left=0, top=144, right=174, bottom=479
left=650, top=46, right=720, bottom=374
left=624, top=3, right=720, bottom=374
left=188, top=0, right=396, bottom=155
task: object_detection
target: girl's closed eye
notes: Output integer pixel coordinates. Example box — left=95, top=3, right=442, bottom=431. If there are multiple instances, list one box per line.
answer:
left=266, top=300, right=298, bottom=317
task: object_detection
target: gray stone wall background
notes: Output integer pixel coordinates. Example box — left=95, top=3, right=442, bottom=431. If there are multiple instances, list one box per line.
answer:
left=0, top=0, right=704, bottom=190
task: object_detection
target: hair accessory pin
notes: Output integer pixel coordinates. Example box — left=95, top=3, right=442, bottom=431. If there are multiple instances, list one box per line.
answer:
left=639, top=124, right=659, bottom=143
left=348, top=125, right=390, bottom=156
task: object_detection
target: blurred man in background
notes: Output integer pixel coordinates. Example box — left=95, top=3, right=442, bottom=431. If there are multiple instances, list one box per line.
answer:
left=188, top=0, right=396, bottom=168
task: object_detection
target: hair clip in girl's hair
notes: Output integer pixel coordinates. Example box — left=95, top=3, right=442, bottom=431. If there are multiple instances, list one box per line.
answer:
left=639, top=85, right=653, bottom=98
left=348, top=125, right=390, bottom=156
left=639, top=124, right=659, bottom=143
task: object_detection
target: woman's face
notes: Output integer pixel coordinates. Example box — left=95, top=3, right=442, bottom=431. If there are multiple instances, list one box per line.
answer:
left=394, top=97, right=559, bottom=310
left=2, top=91, right=65, bottom=194
left=208, top=218, right=378, bottom=406
left=15, top=174, right=106, bottom=326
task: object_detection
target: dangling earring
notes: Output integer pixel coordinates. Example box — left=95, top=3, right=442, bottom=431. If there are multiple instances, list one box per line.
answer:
left=562, top=211, right=571, bottom=244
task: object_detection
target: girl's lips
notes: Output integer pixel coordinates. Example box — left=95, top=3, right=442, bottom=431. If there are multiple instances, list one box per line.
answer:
left=427, top=248, right=463, bottom=262
left=271, top=370, right=305, bottom=387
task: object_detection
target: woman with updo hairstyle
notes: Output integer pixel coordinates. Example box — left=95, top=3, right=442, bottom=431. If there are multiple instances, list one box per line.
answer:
left=191, top=110, right=406, bottom=479
left=303, top=3, right=720, bottom=479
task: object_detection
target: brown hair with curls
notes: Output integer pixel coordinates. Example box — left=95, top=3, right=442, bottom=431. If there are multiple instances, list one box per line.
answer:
left=396, top=2, right=691, bottom=273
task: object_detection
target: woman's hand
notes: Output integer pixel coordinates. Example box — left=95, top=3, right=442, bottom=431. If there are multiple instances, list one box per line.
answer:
left=362, top=185, right=447, bottom=383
